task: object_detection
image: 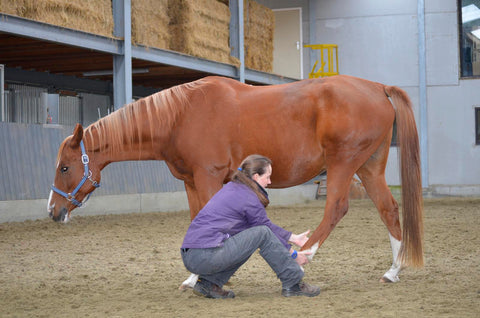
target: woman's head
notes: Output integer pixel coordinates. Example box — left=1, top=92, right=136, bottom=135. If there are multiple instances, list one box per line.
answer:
left=233, top=154, right=272, bottom=207
left=238, top=155, right=272, bottom=189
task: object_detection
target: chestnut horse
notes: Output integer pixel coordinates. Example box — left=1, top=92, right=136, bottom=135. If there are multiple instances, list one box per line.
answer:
left=47, top=75, right=423, bottom=283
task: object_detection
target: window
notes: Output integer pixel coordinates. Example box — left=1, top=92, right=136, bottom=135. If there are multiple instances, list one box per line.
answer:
left=476, top=107, right=480, bottom=144
left=459, top=0, right=480, bottom=77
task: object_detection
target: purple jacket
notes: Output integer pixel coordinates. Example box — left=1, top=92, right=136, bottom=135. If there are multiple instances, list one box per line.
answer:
left=181, top=181, right=292, bottom=249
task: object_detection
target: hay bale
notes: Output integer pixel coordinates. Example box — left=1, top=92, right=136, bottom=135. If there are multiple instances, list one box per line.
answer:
left=131, top=0, right=170, bottom=49
left=244, top=0, right=274, bottom=72
left=169, top=0, right=238, bottom=65
left=0, top=0, right=114, bottom=38
left=0, top=0, right=21, bottom=15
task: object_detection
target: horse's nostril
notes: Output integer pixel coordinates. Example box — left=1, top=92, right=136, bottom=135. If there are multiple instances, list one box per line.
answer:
left=51, top=207, right=68, bottom=222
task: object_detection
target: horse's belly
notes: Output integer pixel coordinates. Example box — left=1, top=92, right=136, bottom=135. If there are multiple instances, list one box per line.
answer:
left=268, top=150, right=326, bottom=188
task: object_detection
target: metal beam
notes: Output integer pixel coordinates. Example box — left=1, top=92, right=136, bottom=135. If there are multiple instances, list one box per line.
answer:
left=4, top=67, right=155, bottom=97
left=229, top=0, right=240, bottom=60
left=112, top=0, right=133, bottom=109
left=5, top=67, right=112, bottom=95
left=0, top=64, right=4, bottom=122
left=0, top=13, right=121, bottom=54
left=245, top=69, right=297, bottom=85
left=228, top=0, right=244, bottom=82
left=132, top=46, right=238, bottom=78
left=308, top=0, right=318, bottom=70
left=417, top=0, right=429, bottom=188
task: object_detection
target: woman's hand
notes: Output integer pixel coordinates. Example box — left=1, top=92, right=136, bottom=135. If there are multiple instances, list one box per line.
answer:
left=289, top=230, right=310, bottom=247
left=290, top=248, right=312, bottom=266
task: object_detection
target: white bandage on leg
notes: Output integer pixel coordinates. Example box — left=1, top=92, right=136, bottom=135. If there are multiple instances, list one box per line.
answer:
left=305, top=242, right=319, bottom=262
left=179, top=273, right=199, bottom=290
left=382, top=233, right=402, bottom=282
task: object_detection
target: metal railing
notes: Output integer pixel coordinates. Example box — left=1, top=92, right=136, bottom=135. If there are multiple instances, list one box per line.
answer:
left=304, top=44, right=339, bottom=78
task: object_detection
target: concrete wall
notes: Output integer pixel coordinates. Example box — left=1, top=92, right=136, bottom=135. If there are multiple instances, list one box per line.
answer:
left=0, top=184, right=318, bottom=223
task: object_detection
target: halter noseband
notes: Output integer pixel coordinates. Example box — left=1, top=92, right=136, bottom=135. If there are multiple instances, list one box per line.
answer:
left=51, top=140, right=100, bottom=207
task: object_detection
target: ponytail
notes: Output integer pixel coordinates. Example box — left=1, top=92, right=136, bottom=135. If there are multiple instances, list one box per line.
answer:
left=232, top=154, right=271, bottom=207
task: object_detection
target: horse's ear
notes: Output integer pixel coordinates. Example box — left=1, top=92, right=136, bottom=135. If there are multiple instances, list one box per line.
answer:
left=70, top=123, right=84, bottom=148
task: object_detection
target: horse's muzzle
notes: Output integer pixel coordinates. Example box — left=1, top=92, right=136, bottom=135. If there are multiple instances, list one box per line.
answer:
left=51, top=207, right=69, bottom=223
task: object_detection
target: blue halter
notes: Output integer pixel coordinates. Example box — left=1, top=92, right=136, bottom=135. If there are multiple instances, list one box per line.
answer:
left=51, top=140, right=100, bottom=207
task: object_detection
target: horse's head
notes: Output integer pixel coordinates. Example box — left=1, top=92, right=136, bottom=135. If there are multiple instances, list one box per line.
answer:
left=47, top=124, right=101, bottom=223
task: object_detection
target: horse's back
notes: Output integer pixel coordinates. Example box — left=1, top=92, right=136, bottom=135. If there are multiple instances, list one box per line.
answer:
left=173, top=75, right=396, bottom=186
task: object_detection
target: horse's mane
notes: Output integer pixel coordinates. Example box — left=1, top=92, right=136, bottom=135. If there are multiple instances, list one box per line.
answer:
left=83, top=79, right=205, bottom=156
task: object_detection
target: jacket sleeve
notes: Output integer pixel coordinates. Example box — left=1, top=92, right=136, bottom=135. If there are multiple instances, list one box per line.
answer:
left=244, top=196, right=292, bottom=249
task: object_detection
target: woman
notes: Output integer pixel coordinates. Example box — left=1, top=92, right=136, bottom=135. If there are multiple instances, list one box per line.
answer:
left=180, top=154, right=320, bottom=298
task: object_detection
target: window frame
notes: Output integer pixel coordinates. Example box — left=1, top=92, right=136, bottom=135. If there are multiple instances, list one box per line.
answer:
left=475, top=107, right=480, bottom=145
left=458, top=0, right=480, bottom=79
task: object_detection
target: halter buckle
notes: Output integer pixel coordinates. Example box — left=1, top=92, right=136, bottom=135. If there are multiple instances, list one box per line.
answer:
left=81, top=154, right=89, bottom=164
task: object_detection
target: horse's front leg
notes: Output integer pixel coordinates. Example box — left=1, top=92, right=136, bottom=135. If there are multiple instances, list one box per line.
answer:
left=179, top=168, right=227, bottom=290
left=301, top=166, right=354, bottom=260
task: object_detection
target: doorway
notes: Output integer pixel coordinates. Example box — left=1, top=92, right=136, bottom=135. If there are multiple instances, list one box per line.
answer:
left=273, top=8, right=303, bottom=79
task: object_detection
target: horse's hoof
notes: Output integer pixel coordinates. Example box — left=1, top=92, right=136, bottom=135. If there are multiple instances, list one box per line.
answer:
left=380, top=275, right=399, bottom=283
left=179, top=284, right=192, bottom=291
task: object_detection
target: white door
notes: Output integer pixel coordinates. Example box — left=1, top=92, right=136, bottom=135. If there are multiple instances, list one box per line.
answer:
left=273, top=8, right=303, bottom=79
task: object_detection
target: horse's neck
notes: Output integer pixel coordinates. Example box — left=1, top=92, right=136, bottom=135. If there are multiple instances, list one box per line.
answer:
left=84, top=101, right=170, bottom=168
left=84, top=81, right=200, bottom=168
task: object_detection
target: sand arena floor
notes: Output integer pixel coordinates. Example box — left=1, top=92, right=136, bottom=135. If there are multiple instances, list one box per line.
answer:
left=0, top=197, right=478, bottom=317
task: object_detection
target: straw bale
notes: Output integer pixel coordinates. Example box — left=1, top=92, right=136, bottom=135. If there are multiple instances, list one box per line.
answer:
left=0, top=0, right=21, bottom=15
left=169, top=0, right=238, bottom=65
left=131, top=0, right=170, bottom=49
left=244, top=0, right=274, bottom=72
left=1, top=0, right=113, bottom=38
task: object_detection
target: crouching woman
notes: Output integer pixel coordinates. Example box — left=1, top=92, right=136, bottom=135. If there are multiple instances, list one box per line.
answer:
left=180, top=154, right=320, bottom=298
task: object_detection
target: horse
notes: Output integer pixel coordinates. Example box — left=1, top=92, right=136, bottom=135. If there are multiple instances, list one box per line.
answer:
left=47, top=75, right=423, bottom=284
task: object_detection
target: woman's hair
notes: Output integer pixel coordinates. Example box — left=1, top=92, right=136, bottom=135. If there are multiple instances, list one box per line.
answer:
left=232, top=154, right=272, bottom=207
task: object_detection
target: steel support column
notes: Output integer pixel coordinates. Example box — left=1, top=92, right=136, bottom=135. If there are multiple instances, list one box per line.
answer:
left=417, top=0, right=429, bottom=188
left=0, top=64, right=4, bottom=122
left=230, top=0, right=245, bottom=82
left=113, top=0, right=133, bottom=110
left=308, top=0, right=318, bottom=72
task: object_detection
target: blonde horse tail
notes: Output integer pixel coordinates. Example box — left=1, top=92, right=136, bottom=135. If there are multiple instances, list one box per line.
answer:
left=385, top=86, right=424, bottom=268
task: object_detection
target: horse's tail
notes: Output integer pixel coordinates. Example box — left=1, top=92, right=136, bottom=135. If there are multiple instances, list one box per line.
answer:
left=385, top=86, right=424, bottom=268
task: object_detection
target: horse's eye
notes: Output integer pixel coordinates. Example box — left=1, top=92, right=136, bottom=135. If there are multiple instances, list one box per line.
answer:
left=61, top=167, right=69, bottom=173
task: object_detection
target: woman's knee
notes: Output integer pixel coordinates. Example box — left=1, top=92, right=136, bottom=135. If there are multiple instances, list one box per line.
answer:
left=250, top=225, right=273, bottom=238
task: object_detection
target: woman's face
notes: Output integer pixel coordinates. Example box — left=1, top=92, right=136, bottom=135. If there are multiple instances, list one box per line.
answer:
left=253, top=165, right=272, bottom=189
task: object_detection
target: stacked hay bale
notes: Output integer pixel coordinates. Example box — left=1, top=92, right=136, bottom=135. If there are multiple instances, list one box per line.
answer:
left=131, top=0, right=170, bottom=49
left=244, top=0, right=274, bottom=72
left=0, top=0, right=275, bottom=72
left=0, top=0, right=113, bottom=38
left=168, top=0, right=238, bottom=65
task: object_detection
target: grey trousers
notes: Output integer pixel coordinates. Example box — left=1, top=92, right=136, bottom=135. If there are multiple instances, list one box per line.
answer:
left=181, top=225, right=304, bottom=289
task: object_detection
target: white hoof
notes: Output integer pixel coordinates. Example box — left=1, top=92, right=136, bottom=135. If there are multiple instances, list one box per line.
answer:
left=179, top=273, right=198, bottom=291
left=381, top=264, right=401, bottom=283
left=380, top=275, right=400, bottom=283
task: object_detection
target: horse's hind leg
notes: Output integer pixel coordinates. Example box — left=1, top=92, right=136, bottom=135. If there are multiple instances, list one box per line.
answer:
left=356, top=141, right=403, bottom=282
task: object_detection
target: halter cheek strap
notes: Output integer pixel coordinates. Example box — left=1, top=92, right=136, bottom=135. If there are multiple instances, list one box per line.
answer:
left=51, top=140, right=100, bottom=207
